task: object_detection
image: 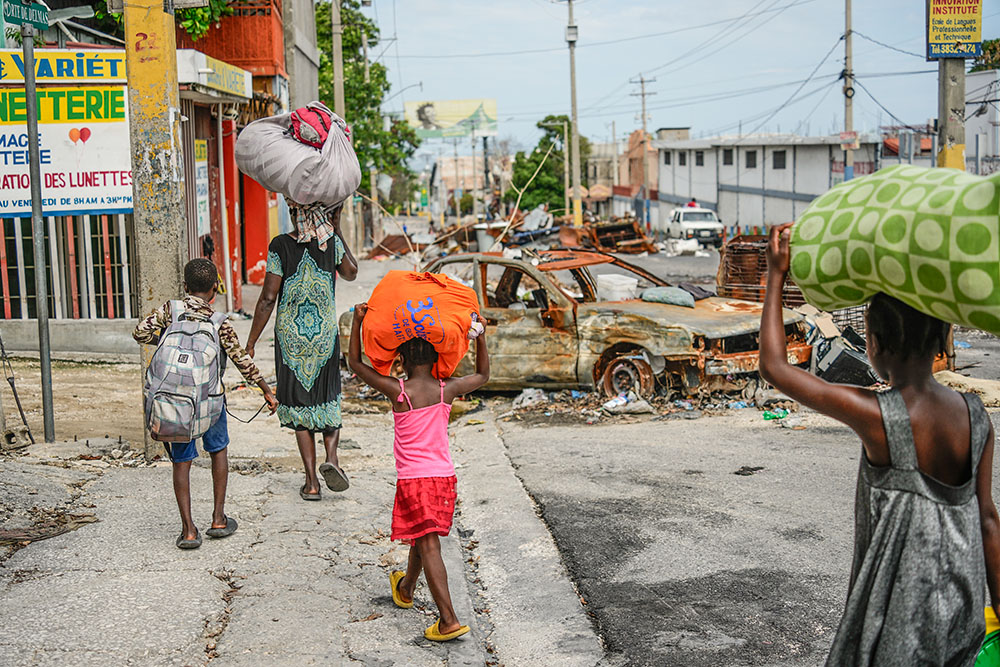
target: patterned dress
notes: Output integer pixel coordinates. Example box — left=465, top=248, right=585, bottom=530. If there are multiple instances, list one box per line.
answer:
left=266, top=233, right=345, bottom=432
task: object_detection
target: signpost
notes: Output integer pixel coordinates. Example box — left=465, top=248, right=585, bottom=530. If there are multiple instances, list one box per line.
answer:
left=4, top=0, right=54, bottom=442
left=926, top=0, right=983, bottom=171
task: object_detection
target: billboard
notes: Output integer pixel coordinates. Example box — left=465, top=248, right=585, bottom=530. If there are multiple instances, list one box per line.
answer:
left=0, top=50, right=132, bottom=217
left=404, top=98, right=497, bottom=139
left=927, top=0, right=983, bottom=58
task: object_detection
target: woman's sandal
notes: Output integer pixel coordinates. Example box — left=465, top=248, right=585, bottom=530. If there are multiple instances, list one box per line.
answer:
left=299, top=484, right=321, bottom=501
left=176, top=530, right=202, bottom=550
left=319, top=462, right=350, bottom=492
left=390, top=570, right=413, bottom=609
left=206, top=516, right=238, bottom=539
left=424, top=619, right=470, bottom=642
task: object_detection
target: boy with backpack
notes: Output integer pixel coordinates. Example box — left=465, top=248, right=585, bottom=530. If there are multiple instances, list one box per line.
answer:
left=133, top=258, right=277, bottom=550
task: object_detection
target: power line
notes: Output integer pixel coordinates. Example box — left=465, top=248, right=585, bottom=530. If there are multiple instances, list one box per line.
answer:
left=852, top=77, right=932, bottom=134
left=581, top=0, right=808, bottom=114
left=852, top=31, right=923, bottom=59
left=390, top=0, right=817, bottom=59
left=736, top=35, right=844, bottom=142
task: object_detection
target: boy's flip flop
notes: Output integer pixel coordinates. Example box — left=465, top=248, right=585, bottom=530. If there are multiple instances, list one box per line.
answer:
left=390, top=570, right=413, bottom=609
left=299, top=484, right=322, bottom=501
left=176, top=530, right=202, bottom=550
left=319, top=462, right=350, bottom=492
left=424, top=619, right=470, bottom=642
left=206, top=516, right=238, bottom=539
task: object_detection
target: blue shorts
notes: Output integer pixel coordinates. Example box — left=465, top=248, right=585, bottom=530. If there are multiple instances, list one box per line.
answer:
left=164, top=409, right=230, bottom=463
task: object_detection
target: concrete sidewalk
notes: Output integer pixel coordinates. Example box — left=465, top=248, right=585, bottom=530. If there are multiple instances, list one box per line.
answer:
left=0, top=401, right=602, bottom=666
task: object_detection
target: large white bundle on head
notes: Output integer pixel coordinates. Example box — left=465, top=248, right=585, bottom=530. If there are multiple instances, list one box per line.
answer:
left=235, top=103, right=362, bottom=206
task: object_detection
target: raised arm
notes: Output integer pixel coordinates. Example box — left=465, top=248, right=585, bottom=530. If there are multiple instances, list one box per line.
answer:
left=977, top=421, right=1000, bottom=616
left=445, top=333, right=490, bottom=399
left=333, top=207, right=358, bottom=282
left=246, top=271, right=281, bottom=359
left=758, top=223, right=881, bottom=441
left=347, top=303, right=399, bottom=398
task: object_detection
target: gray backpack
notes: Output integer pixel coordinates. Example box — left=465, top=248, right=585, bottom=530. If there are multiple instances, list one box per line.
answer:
left=143, top=301, right=227, bottom=443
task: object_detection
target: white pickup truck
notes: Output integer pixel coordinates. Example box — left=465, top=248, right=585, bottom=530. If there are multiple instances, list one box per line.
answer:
left=666, top=207, right=724, bottom=248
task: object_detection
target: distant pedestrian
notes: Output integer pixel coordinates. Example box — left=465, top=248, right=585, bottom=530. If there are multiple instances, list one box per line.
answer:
left=246, top=204, right=358, bottom=501
left=133, top=258, right=277, bottom=550
left=347, top=303, right=490, bottom=642
left=759, top=224, right=1000, bottom=665
left=686, top=198, right=698, bottom=208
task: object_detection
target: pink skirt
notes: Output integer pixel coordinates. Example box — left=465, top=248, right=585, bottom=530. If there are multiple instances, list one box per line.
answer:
left=391, top=476, right=457, bottom=544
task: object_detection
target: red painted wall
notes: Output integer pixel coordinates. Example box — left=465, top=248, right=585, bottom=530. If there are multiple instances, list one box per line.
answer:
left=243, top=175, right=270, bottom=285
left=222, top=120, right=242, bottom=311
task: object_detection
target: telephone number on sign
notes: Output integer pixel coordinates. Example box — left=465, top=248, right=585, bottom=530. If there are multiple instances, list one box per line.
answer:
left=928, top=42, right=981, bottom=56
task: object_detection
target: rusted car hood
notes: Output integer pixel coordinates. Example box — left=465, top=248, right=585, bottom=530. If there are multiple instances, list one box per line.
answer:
left=577, top=297, right=800, bottom=338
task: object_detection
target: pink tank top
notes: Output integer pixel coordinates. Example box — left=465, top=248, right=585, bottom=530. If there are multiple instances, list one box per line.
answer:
left=392, top=379, right=454, bottom=480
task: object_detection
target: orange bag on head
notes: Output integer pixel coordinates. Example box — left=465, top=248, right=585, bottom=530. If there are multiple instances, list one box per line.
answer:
left=362, top=271, right=481, bottom=379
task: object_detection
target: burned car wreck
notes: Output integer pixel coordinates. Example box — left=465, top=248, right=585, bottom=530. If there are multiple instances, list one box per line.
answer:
left=340, top=250, right=811, bottom=398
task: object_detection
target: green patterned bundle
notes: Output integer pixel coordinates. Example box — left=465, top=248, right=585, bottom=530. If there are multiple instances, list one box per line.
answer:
left=789, top=165, right=1000, bottom=335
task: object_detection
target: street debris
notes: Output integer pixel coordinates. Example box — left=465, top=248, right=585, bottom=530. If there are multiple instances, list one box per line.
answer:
left=513, top=388, right=548, bottom=410
left=601, top=391, right=654, bottom=415
left=933, top=371, right=1000, bottom=407
left=733, top=466, right=765, bottom=476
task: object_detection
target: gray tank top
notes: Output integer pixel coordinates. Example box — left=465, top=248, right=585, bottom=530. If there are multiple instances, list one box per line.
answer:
left=826, top=388, right=990, bottom=666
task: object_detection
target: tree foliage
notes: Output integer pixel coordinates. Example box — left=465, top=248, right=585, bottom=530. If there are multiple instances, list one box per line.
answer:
left=87, top=0, right=235, bottom=42
left=315, top=0, right=420, bottom=191
left=505, top=115, right=590, bottom=214
left=970, top=38, right=1000, bottom=73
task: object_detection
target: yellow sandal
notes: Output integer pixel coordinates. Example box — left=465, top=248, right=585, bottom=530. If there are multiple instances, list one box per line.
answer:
left=389, top=571, right=413, bottom=609
left=424, top=619, right=470, bottom=642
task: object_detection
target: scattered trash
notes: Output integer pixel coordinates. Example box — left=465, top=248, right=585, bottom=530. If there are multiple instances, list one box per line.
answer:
left=733, top=466, right=765, bottom=476
left=779, top=415, right=807, bottom=430
left=674, top=400, right=695, bottom=411
left=955, top=341, right=972, bottom=349
left=602, top=391, right=655, bottom=415
left=762, top=408, right=789, bottom=421
left=467, top=419, right=486, bottom=426
left=513, top=388, right=549, bottom=410
left=728, top=401, right=749, bottom=410
left=570, top=390, right=586, bottom=399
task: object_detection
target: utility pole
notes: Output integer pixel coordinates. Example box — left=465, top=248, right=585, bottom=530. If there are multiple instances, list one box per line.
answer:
left=937, top=58, right=967, bottom=170
left=331, top=0, right=361, bottom=249
left=843, top=0, right=855, bottom=181
left=565, top=0, right=583, bottom=227
left=124, top=0, right=186, bottom=457
left=630, top=75, right=656, bottom=229
left=453, top=139, right=462, bottom=220
left=483, top=136, right=490, bottom=216
left=611, top=120, right=619, bottom=187
left=471, top=131, right=479, bottom=219
left=19, top=22, right=54, bottom=442
left=541, top=119, right=571, bottom=216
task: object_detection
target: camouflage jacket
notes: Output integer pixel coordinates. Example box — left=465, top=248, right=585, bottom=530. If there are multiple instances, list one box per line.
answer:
left=132, top=295, right=264, bottom=385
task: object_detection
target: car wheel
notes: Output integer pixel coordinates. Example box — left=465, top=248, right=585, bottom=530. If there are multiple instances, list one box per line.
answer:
left=600, top=354, right=655, bottom=398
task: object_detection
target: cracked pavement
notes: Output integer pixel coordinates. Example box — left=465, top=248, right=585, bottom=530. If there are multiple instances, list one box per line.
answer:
left=0, top=401, right=601, bottom=666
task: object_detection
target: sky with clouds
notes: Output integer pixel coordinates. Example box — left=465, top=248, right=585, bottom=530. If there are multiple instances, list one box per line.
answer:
left=362, top=0, right=1000, bottom=161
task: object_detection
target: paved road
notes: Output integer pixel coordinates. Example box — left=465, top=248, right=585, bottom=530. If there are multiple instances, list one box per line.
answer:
left=496, top=406, right=1000, bottom=666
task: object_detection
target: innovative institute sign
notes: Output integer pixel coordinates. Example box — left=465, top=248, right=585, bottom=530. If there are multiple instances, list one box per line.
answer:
left=927, top=0, right=983, bottom=58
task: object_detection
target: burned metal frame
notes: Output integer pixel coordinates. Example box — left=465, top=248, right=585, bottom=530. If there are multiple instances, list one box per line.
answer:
left=419, top=250, right=813, bottom=397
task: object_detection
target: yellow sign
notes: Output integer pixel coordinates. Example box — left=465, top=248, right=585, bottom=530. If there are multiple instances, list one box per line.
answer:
left=203, top=55, right=251, bottom=98
left=0, top=49, right=127, bottom=83
left=0, top=87, right=127, bottom=125
left=927, top=0, right=983, bottom=58
left=404, top=99, right=497, bottom=139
